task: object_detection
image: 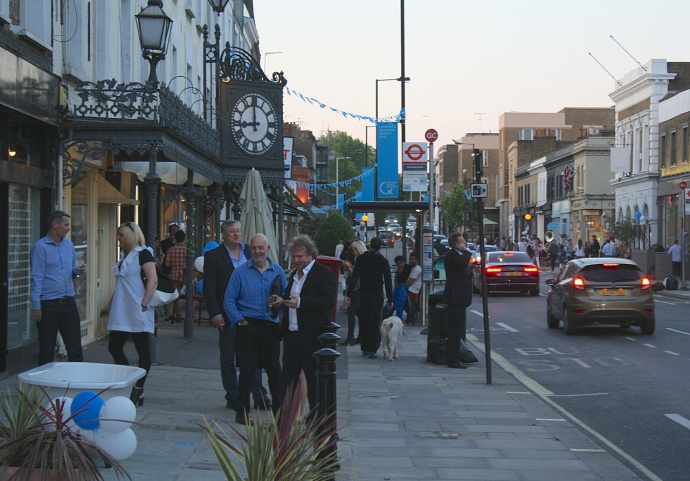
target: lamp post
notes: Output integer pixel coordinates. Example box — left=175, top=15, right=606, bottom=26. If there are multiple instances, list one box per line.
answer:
left=335, top=156, right=351, bottom=208
left=365, top=125, right=376, bottom=168
left=462, top=168, right=468, bottom=234
left=135, top=0, right=173, bottom=86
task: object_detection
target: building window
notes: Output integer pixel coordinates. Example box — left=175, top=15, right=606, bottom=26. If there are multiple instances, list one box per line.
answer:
left=671, top=130, right=677, bottom=165
left=481, top=149, right=488, bottom=167
left=660, top=133, right=667, bottom=168
left=683, top=126, right=688, bottom=162
left=519, top=129, right=533, bottom=141
left=13, top=0, right=52, bottom=49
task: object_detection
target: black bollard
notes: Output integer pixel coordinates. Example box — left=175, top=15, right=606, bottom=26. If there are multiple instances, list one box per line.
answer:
left=321, top=322, right=340, bottom=335
left=314, top=347, right=340, bottom=479
left=318, top=332, right=340, bottom=350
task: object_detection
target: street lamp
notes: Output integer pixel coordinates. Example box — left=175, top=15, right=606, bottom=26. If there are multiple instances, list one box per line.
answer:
left=135, top=0, right=173, bottom=85
left=263, top=51, right=283, bottom=73
left=207, top=0, right=230, bottom=14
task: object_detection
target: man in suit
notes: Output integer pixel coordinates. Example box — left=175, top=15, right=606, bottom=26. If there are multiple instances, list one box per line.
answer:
left=443, top=232, right=473, bottom=369
left=278, top=235, right=337, bottom=411
left=203, top=220, right=270, bottom=410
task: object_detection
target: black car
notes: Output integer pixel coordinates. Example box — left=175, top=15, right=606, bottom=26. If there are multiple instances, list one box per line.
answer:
left=472, top=251, right=539, bottom=296
left=376, top=230, right=395, bottom=247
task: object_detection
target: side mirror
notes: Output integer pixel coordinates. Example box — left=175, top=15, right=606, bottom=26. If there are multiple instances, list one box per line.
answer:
left=545, top=279, right=555, bottom=286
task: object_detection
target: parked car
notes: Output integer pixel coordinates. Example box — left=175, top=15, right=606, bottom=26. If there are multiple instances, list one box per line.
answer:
left=472, top=251, right=539, bottom=296
left=471, top=244, right=498, bottom=264
left=545, top=258, right=658, bottom=335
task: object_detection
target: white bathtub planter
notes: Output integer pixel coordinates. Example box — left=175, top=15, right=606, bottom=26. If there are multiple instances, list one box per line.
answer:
left=18, top=362, right=145, bottom=460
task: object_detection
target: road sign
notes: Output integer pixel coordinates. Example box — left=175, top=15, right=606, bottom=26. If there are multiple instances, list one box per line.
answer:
left=402, top=142, right=427, bottom=162
left=686, top=188, right=690, bottom=215
left=471, top=183, right=488, bottom=198
left=680, top=181, right=687, bottom=189
left=425, top=129, right=438, bottom=143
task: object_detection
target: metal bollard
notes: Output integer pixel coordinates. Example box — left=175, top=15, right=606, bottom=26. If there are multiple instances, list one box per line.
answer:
left=314, top=347, right=340, bottom=479
left=318, top=332, right=340, bottom=350
left=321, top=322, right=340, bottom=335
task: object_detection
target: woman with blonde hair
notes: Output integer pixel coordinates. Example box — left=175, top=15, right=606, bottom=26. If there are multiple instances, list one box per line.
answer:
left=100, top=221, right=157, bottom=405
left=339, top=240, right=368, bottom=346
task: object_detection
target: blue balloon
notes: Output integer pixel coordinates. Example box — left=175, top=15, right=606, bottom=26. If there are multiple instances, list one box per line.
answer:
left=70, top=391, right=104, bottom=430
left=201, top=241, right=219, bottom=255
left=636, top=211, right=642, bottom=221
left=196, top=279, right=204, bottom=295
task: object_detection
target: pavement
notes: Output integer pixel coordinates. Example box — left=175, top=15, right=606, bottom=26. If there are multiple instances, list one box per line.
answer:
left=1, top=285, right=688, bottom=480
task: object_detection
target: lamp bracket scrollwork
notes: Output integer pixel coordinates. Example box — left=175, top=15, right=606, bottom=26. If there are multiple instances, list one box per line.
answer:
left=62, top=140, right=106, bottom=187
left=219, top=46, right=287, bottom=87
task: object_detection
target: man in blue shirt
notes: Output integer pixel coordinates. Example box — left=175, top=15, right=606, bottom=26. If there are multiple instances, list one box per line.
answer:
left=30, top=211, right=84, bottom=365
left=224, top=234, right=287, bottom=425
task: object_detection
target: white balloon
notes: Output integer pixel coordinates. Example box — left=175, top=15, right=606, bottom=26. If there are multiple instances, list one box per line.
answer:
left=77, top=427, right=95, bottom=442
left=94, top=428, right=137, bottom=460
left=193, top=256, right=205, bottom=273
left=99, top=396, right=137, bottom=433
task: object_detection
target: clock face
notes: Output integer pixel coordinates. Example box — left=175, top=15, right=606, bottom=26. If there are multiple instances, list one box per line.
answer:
left=231, top=92, right=278, bottom=156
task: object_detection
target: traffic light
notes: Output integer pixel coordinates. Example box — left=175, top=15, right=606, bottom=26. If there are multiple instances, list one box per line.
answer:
left=473, top=149, right=483, bottom=175
left=524, top=214, right=532, bottom=221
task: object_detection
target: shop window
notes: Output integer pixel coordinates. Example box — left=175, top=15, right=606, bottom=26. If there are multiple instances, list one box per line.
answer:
left=7, top=185, right=40, bottom=349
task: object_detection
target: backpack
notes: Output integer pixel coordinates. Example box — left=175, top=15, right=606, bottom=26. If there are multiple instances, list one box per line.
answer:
left=526, top=244, right=534, bottom=258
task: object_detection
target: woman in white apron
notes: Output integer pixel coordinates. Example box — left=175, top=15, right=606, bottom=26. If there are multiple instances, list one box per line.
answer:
left=100, top=222, right=157, bottom=405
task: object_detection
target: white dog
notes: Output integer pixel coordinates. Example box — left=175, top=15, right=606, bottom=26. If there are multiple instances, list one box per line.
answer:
left=380, top=316, right=404, bottom=361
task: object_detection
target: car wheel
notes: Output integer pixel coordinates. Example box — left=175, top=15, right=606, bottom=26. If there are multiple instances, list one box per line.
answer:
left=563, top=307, right=577, bottom=336
left=640, top=315, right=655, bottom=335
left=546, top=301, right=559, bottom=329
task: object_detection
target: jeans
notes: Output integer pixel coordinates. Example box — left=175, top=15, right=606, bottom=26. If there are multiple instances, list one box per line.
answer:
left=218, top=323, right=268, bottom=403
left=108, top=331, right=151, bottom=388
left=38, top=298, right=83, bottom=366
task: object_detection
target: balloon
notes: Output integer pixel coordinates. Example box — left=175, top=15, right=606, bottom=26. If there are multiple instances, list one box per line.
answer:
left=196, top=279, right=204, bottom=295
left=99, top=396, right=136, bottom=433
left=70, top=391, right=104, bottom=431
left=194, top=256, right=205, bottom=273
left=201, top=241, right=219, bottom=255
left=94, top=428, right=137, bottom=460
left=636, top=211, right=642, bottom=221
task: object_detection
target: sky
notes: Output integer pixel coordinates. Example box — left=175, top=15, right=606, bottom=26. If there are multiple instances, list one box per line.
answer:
left=253, top=0, right=690, bottom=152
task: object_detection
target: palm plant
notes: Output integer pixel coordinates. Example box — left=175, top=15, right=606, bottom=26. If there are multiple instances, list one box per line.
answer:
left=202, top=384, right=340, bottom=481
left=0, top=384, right=130, bottom=480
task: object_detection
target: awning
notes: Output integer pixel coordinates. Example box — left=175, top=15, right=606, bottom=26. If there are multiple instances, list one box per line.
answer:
left=483, top=218, right=498, bottom=225
left=116, top=161, right=213, bottom=187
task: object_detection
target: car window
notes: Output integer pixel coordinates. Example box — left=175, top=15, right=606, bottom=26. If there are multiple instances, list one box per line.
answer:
left=580, top=264, right=642, bottom=282
left=488, top=252, right=531, bottom=264
left=485, top=245, right=498, bottom=252
left=559, top=263, right=575, bottom=281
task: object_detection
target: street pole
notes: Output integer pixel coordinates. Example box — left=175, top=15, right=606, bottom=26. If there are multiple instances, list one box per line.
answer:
left=681, top=187, right=688, bottom=290
left=428, top=142, right=434, bottom=291
left=474, top=150, right=492, bottom=384
left=463, top=168, right=467, bottom=235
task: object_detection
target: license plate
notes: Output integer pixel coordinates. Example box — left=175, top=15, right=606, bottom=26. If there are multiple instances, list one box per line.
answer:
left=600, top=288, right=628, bottom=296
left=504, top=271, right=522, bottom=276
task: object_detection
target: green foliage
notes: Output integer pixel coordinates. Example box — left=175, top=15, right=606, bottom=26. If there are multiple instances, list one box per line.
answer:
left=314, top=213, right=354, bottom=256
left=317, top=131, right=374, bottom=202
left=299, top=217, right=321, bottom=239
left=613, top=220, right=635, bottom=245
left=202, top=384, right=339, bottom=481
left=441, top=183, right=476, bottom=231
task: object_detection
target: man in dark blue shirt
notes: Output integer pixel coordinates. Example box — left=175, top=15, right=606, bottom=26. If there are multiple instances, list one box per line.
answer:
left=224, top=234, right=287, bottom=425
left=30, top=211, right=84, bottom=365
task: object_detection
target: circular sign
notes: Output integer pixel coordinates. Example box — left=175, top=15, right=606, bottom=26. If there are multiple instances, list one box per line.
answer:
left=404, top=143, right=425, bottom=161
left=425, top=129, right=438, bottom=143
left=680, top=181, right=687, bottom=189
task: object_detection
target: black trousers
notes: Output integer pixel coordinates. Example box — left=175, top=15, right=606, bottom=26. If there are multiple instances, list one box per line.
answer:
left=345, top=291, right=359, bottom=340
left=38, top=298, right=83, bottom=365
left=282, top=332, right=318, bottom=411
left=359, top=293, right=383, bottom=354
left=236, top=318, right=282, bottom=414
left=108, top=331, right=151, bottom=389
left=446, top=304, right=467, bottom=364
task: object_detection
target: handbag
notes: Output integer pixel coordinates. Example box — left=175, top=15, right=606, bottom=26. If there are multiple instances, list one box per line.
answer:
left=141, top=263, right=180, bottom=307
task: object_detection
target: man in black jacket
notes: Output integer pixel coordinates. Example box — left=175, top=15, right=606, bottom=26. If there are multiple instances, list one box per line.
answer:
left=345, top=237, right=393, bottom=359
left=279, top=235, right=337, bottom=411
left=203, top=220, right=270, bottom=410
left=443, top=232, right=473, bottom=369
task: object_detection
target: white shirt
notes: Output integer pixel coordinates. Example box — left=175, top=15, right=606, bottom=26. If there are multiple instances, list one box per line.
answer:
left=334, top=243, right=344, bottom=258
left=407, top=264, right=422, bottom=294
left=288, top=259, right=315, bottom=332
left=668, top=243, right=682, bottom=262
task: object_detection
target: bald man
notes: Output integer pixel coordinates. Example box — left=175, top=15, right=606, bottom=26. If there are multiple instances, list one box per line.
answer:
left=224, top=234, right=287, bottom=425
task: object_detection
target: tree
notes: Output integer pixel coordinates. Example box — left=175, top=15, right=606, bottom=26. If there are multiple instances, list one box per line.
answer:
left=441, top=182, right=476, bottom=233
left=318, top=131, right=375, bottom=203
left=314, top=213, right=354, bottom=256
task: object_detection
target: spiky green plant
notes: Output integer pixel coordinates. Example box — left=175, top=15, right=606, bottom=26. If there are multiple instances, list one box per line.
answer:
left=0, top=384, right=130, bottom=480
left=202, top=384, right=340, bottom=481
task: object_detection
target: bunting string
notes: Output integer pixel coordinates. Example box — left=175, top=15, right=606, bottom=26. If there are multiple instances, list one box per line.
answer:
left=285, top=87, right=405, bottom=124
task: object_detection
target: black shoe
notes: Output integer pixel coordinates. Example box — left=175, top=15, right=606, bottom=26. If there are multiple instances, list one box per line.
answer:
left=226, top=398, right=239, bottom=410
left=447, top=361, right=468, bottom=369
left=254, top=399, right=271, bottom=411
left=130, top=387, right=145, bottom=406
left=339, top=337, right=353, bottom=346
left=353, top=338, right=360, bottom=345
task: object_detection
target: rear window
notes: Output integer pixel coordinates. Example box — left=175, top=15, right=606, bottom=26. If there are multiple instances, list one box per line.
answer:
left=488, top=252, right=532, bottom=264
left=580, top=264, right=642, bottom=282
